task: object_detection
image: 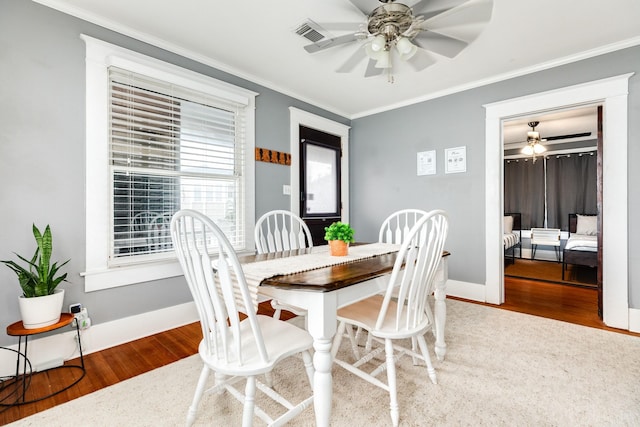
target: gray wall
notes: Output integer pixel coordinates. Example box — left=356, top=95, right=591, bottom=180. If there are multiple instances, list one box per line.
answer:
left=0, top=1, right=348, bottom=346
left=350, top=45, right=640, bottom=303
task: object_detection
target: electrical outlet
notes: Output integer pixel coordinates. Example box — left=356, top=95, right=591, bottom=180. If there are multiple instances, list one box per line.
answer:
left=69, top=303, right=82, bottom=314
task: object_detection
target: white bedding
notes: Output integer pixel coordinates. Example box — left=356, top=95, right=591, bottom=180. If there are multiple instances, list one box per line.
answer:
left=565, top=234, right=597, bottom=252
left=503, top=232, right=519, bottom=249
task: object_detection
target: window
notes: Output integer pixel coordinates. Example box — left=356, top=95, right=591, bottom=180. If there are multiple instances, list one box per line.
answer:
left=83, top=36, right=256, bottom=291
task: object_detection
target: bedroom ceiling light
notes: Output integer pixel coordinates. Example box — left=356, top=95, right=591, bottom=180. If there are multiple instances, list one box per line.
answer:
left=521, top=121, right=546, bottom=163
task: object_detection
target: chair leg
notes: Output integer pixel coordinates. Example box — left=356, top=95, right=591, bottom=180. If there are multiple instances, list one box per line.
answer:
left=385, top=339, right=400, bottom=427
left=331, top=321, right=346, bottom=358
left=301, top=350, right=315, bottom=387
left=410, top=337, right=419, bottom=365
left=264, top=372, right=273, bottom=388
left=344, top=323, right=360, bottom=360
left=416, top=335, right=437, bottom=384
left=187, top=365, right=210, bottom=427
left=242, top=376, right=256, bottom=427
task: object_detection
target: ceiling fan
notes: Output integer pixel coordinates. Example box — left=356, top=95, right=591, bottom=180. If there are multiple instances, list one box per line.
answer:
left=299, top=0, right=494, bottom=81
left=521, top=121, right=593, bottom=163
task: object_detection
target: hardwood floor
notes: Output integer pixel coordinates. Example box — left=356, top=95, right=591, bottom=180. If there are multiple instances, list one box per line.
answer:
left=1, top=281, right=637, bottom=425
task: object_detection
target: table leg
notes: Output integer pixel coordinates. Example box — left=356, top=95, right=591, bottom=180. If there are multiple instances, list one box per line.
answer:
left=306, top=295, right=337, bottom=427
left=433, top=257, right=448, bottom=361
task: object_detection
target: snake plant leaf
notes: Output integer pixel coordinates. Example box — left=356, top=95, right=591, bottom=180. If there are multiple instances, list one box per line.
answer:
left=1, top=224, right=69, bottom=297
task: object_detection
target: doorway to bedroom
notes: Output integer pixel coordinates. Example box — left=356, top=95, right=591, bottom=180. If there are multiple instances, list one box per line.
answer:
left=501, top=104, right=603, bottom=321
left=486, top=74, right=630, bottom=331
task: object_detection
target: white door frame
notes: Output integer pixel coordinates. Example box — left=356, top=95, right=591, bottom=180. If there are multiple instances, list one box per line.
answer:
left=289, top=107, right=351, bottom=222
left=484, top=73, right=633, bottom=330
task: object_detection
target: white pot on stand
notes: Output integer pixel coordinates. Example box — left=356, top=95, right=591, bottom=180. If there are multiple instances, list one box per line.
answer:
left=18, top=288, right=65, bottom=329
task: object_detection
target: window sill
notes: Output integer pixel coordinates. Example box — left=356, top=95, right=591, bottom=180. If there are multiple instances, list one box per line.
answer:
left=82, top=261, right=184, bottom=292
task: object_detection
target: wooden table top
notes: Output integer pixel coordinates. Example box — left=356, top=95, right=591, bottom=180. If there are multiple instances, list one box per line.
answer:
left=239, top=246, right=449, bottom=293
left=6, top=313, right=74, bottom=337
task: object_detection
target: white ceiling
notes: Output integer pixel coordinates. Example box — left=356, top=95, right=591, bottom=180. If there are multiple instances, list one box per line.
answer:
left=35, top=0, right=640, bottom=119
left=503, top=105, right=599, bottom=147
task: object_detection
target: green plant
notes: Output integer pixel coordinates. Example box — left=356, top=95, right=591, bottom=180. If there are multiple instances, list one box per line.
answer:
left=323, top=222, right=355, bottom=243
left=1, top=224, right=69, bottom=297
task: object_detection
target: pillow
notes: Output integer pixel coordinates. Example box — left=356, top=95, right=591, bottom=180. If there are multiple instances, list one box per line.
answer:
left=503, top=215, right=513, bottom=234
left=576, top=214, right=597, bottom=236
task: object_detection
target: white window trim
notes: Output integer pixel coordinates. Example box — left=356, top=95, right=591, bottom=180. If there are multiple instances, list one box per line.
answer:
left=81, top=35, right=256, bottom=292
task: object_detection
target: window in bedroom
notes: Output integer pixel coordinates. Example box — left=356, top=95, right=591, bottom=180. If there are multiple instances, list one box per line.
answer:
left=82, top=36, right=256, bottom=291
left=504, top=151, right=597, bottom=230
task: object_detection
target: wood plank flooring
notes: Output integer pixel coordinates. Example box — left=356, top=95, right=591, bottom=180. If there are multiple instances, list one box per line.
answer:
left=2, top=281, right=638, bottom=425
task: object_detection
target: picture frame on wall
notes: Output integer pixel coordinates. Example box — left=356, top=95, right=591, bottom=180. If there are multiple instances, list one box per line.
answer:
left=445, top=146, right=467, bottom=174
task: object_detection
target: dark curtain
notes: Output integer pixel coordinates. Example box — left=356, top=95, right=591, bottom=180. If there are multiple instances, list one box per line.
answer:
left=504, top=159, right=545, bottom=228
left=546, top=152, right=597, bottom=230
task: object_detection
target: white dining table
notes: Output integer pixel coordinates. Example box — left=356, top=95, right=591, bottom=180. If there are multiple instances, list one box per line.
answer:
left=243, top=246, right=450, bottom=427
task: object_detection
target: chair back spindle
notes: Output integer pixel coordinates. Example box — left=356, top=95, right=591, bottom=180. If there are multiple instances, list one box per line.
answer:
left=379, top=209, right=429, bottom=245
left=255, top=210, right=313, bottom=254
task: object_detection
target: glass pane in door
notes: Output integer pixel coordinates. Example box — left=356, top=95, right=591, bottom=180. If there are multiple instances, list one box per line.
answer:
left=304, top=143, right=339, bottom=216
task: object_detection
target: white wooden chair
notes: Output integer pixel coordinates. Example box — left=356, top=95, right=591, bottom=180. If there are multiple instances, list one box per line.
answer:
left=149, top=211, right=174, bottom=251
left=170, top=209, right=314, bottom=427
left=357, top=209, right=430, bottom=350
left=254, top=210, right=313, bottom=320
left=331, top=210, right=448, bottom=427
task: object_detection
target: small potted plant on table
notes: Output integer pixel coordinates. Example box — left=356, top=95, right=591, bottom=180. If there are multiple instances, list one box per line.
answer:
left=2, top=224, right=69, bottom=329
left=324, top=222, right=355, bottom=256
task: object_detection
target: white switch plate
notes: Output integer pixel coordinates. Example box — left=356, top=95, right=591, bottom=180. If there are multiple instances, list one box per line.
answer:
left=283, top=184, right=291, bottom=195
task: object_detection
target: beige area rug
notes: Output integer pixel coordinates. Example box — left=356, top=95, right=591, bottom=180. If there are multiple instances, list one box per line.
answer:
left=10, top=300, right=640, bottom=426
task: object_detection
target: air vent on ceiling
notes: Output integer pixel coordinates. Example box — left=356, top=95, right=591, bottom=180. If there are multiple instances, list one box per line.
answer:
left=294, top=20, right=330, bottom=43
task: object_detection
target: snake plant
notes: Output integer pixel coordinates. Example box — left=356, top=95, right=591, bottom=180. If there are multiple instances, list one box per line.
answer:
left=1, top=224, right=69, bottom=297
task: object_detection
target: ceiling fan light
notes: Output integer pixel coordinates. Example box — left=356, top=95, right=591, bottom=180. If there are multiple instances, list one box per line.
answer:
left=395, top=37, right=414, bottom=55
left=533, top=143, right=546, bottom=154
left=399, top=43, right=417, bottom=61
left=365, top=43, right=381, bottom=60
left=521, top=145, right=534, bottom=155
left=374, top=50, right=391, bottom=68
left=371, top=34, right=386, bottom=52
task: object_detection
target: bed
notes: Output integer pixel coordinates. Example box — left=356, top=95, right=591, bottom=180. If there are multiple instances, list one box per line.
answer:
left=504, top=212, right=522, bottom=264
left=562, top=213, right=598, bottom=280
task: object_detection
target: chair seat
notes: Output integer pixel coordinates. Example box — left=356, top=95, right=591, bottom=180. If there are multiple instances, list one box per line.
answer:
left=337, top=295, right=431, bottom=340
left=200, top=315, right=313, bottom=376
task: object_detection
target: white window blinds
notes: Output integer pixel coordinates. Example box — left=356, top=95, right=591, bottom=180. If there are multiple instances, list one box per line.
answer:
left=108, top=67, right=246, bottom=264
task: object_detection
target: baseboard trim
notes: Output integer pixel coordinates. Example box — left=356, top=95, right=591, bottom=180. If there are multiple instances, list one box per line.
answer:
left=0, top=302, right=198, bottom=377
left=446, top=280, right=487, bottom=303
left=629, top=307, right=640, bottom=333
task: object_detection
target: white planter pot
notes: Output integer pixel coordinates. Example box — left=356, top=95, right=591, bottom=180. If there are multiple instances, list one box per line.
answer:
left=18, top=289, right=65, bottom=329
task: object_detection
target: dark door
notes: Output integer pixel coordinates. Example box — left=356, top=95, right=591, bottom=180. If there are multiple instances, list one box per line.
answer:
left=299, top=125, right=342, bottom=246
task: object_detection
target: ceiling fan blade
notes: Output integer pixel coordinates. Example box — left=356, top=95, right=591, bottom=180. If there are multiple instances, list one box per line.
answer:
left=364, top=58, right=383, bottom=78
left=317, top=22, right=364, bottom=32
left=422, top=0, right=494, bottom=29
left=544, top=132, right=592, bottom=141
left=336, top=47, right=367, bottom=73
left=406, top=48, right=437, bottom=71
left=411, top=0, right=469, bottom=17
left=412, top=31, right=468, bottom=58
left=304, top=33, right=360, bottom=53
left=347, top=0, right=376, bottom=16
